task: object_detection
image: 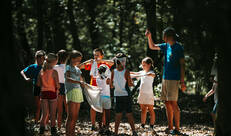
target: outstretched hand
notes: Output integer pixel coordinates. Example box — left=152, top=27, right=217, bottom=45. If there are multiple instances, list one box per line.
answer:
left=145, top=29, right=151, bottom=37
left=203, top=97, right=207, bottom=102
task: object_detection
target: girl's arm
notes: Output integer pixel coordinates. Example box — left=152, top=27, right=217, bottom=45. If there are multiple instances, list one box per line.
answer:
left=20, top=69, right=31, bottom=81
left=130, top=71, right=140, bottom=75
left=65, top=71, right=83, bottom=84
left=53, top=70, right=60, bottom=90
left=78, top=59, right=93, bottom=69
left=125, top=70, right=134, bottom=87
left=203, top=89, right=215, bottom=102
left=147, top=72, right=156, bottom=78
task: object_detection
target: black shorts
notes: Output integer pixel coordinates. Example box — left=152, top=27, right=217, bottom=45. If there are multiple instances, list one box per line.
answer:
left=59, top=83, right=65, bottom=95
left=33, top=85, right=41, bottom=96
left=115, top=96, right=132, bottom=113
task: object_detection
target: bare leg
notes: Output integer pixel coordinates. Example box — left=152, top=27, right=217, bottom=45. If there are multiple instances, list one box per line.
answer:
left=40, top=99, right=49, bottom=127
left=140, top=104, right=148, bottom=125
left=57, top=95, right=63, bottom=129
left=126, top=113, right=136, bottom=132
left=147, top=105, right=155, bottom=125
left=114, top=113, right=122, bottom=134
left=34, top=96, right=41, bottom=123
left=105, top=109, right=110, bottom=128
left=172, top=101, right=180, bottom=131
left=49, top=99, right=57, bottom=127
left=66, top=102, right=81, bottom=136
left=165, top=101, right=174, bottom=130
left=90, top=108, right=96, bottom=126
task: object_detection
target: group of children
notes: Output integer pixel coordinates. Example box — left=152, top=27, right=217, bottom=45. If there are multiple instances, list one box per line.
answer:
left=21, top=48, right=157, bottom=136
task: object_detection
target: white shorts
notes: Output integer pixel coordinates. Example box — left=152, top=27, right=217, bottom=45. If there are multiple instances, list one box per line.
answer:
left=100, top=96, right=111, bottom=109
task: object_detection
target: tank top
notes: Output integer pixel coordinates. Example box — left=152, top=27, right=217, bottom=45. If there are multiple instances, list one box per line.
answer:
left=113, top=69, right=128, bottom=96
left=40, top=69, right=56, bottom=92
left=139, top=70, right=154, bottom=95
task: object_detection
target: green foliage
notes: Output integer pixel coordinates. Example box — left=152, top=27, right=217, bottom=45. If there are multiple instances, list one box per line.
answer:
left=12, top=0, right=217, bottom=95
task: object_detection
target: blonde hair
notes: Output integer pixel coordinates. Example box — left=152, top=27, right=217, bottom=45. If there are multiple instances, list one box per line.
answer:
left=42, top=53, right=58, bottom=70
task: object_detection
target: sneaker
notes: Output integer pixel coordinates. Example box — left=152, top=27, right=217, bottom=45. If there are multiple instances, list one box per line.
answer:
left=104, top=129, right=112, bottom=135
left=171, top=129, right=182, bottom=135
left=132, top=131, right=138, bottom=136
left=51, top=127, right=58, bottom=136
left=164, top=128, right=170, bottom=134
left=39, top=126, right=45, bottom=134
left=141, top=124, right=145, bottom=129
left=91, top=125, right=96, bottom=131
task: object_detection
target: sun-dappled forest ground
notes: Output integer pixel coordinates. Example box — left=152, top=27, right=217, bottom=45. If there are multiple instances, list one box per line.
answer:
left=24, top=90, right=215, bottom=136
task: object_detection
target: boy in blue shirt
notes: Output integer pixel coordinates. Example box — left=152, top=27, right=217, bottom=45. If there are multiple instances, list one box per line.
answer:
left=145, top=27, right=186, bottom=135
left=21, top=50, right=46, bottom=124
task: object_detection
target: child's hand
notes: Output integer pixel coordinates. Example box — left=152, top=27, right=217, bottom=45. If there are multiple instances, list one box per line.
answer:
left=106, top=78, right=110, bottom=85
left=180, top=82, right=186, bottom=92
left=145, top=29, right=151, bottom=37
left=80, top=81, right=85, bottom=88
left=203, top=96, right=207, bottom=102
left=25, top=78, right=32, bottom=82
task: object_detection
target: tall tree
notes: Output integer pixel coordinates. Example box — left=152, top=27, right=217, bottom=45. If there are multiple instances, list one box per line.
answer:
left=85, top=0, right=102, bottom=49
left=15, top=0, right=33, bottom=66
left=52, top=0, right=66, bottom=52
left=144, top=0, right=162, bottom=85
left=67, top=0, right=82, bottom=51
left=37, top=0, right=44, bottom=50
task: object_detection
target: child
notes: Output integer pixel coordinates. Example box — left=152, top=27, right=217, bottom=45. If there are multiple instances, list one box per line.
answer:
left=54, top=49, right=69, bottom=130
left=78, top=48, right=113, bottom=130
left=96, top=64, right=112, bottom=134
left=110, top=53, right=137, bottom=136
left=37, top=53, right=60, bottom=135
left=65, top=50, right=85, bottom=136
left=203, top=61, right=218, bottom=125
left=146, top=27, right=186, bottom=135
left=20, top=50, right=46, bottom=124
left=131, top=57, right=156, bottom=133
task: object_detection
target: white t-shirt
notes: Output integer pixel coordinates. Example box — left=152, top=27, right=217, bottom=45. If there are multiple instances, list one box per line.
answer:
left=96, top=65, right=111, bottom=96
left=54, top=64, right=65, bottom=83
left=96, top=77, right=110, bottom=96
left=139, top=70, right=155, bottom=95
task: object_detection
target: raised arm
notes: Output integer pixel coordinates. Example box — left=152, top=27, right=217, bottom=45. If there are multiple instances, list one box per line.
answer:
left=145, top=29, right=161, bottom=50
left=78, top=59, right=93, bottom=69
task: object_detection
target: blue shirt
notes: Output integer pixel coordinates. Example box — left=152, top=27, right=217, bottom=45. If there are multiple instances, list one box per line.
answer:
left=64, top=65, right=82, bottom=93
left=159, top=42, right=184, bottom=80
left=23, top=64, right=42, bottom=85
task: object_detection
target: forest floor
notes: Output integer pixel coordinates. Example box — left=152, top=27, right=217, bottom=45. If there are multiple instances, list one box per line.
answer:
left=24, top=92, right=215, bottom=136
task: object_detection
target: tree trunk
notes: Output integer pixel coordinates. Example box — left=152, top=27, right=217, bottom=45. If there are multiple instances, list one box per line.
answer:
left=37, top=0, right=44, bottom=50
left=51, top=1, right=66, bottom=52
left=1, top=0, right=25, bottom=135
left=85, top=0, right=100, bottom=49
left=118, top=1, right=124, bottom=47
left=15, top=0, right=33, bottom=66
left=67, top=0, right=82, bottom=52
